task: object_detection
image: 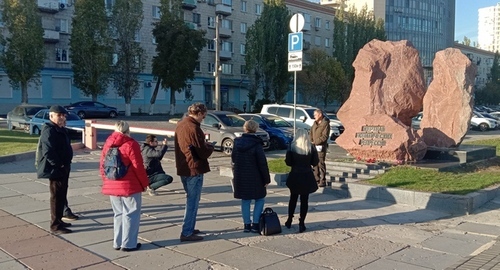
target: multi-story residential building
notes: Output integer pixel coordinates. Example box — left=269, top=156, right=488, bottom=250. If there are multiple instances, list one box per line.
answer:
left=0, top=0, right=336, bottom=114
left=478, top=4, right=500, bottom=53
left=321, top=0, right=455, bottom=83
left=454, top=42, right=495, bottom=91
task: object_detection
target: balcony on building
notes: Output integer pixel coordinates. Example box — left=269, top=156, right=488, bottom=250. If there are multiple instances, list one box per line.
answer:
left=182, top=0, right=197, bottom=10
left=219, top=27, right=232, bottom=38
left=38, top=0, right=60, bottom=13
left=302, top=22, right=311, bottom=32
left=215, top=4, right=232, bottom=16
left=186, top=22, right=198, bottom=30
left=43, top=29, right=60, bottom=43
left=219, top=50, right=232, bottom=60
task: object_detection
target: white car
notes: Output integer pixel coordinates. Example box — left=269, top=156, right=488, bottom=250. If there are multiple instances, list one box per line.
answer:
left=261, top=104, right=344, bottom=141
left=471, top=111, right=498, bottom=131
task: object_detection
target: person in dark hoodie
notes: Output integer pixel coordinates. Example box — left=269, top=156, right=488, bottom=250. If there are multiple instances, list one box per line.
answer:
left=231, top=120, right=271, bottom=233
left=141, top=134, right=173, bottom=196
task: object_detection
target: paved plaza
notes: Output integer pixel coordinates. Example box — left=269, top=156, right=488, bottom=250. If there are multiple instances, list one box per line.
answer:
left=1, top=148, right=500, bottom=269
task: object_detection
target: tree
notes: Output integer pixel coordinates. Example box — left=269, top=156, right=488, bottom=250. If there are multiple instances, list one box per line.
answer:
left=110, top=0, right=145, bottom=116
left=297, top=48, right=347, bottom=108
left=245, top=0, right=290, bottom=105
left=476, top=52, right=500, bottom=105
left=333, top=4, right=386, bottom=103
left=70, top=0, right=113, bottom=101
left=463, top=36, right=471, bottom=46
left=0, top=0, right=45, bottom=104
left=151, top=0, right=206, bottom=115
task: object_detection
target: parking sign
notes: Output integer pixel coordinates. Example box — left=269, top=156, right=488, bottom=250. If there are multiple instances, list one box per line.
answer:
left=288, top=32, right=303, bottom=52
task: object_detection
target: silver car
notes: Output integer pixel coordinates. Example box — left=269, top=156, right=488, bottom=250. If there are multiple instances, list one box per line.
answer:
left=201, top=111, right=270, bottom=156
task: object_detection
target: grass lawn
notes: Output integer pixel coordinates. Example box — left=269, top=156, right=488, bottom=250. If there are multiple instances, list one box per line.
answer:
left=0, top=129, right=39, bottom=156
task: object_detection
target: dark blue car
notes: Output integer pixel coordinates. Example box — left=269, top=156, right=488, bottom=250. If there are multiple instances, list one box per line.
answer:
left=239, top=113, right=294, bottom=150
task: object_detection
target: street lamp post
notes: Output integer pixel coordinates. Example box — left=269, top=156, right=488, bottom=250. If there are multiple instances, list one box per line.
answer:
left=214, top=15, right=221, bottom=111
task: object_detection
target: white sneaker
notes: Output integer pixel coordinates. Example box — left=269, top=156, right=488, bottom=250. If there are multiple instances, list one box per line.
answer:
left=147, top=187, right=158, bottom=196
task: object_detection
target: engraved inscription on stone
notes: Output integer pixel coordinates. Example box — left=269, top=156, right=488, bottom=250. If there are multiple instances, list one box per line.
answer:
left=356, top=125, right=393, bottom=147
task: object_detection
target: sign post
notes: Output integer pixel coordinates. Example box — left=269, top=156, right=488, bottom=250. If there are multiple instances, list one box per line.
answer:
left=288, top=13, right=304, bottom=135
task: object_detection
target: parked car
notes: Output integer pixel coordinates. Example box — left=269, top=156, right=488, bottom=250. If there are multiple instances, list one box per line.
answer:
left=239, top=113, right=294, bottom=150
left=412, top=112, right=423, bottom=129
left=64, top=101, right=118, bottom=119
left=201, top=111, right=270, bottom=155
left=30, top=109, right=85, bottom=137
left=472, top=111, right=498, bottom=131
left=261, top=104, right=344, bottom=141
left=7, top=104, right=48, bottom=131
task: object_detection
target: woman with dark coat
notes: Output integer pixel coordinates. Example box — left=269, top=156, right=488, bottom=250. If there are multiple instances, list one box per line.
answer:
left=285, top=128, right=319, bottom=233
left=232, top=120, right=271, bottom=233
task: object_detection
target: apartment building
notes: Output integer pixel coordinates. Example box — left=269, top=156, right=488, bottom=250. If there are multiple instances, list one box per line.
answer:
left=478, top=4, right=500, bottom=53
left=0, top=0, right=336, bottom=114
left=454, top=42, right=495, bottom=91
left=322, top=0, right=455, bottom=83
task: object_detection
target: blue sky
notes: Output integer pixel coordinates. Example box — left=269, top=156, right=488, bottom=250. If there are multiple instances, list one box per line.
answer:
left=455, top=0, right=499, bottom=45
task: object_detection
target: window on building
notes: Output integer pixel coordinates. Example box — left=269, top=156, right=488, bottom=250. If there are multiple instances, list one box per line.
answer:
left=315, top=18, right=321, bottom=28
left=111, top=53, right=118, bottom=66
left=222, top=0, right=232, bottom=6
left=207, top=39, right=215, bottom=51
left=222, top=41, right=233, bottom=52
left=208, top=62, right=215, bottom=72
left=55, top=19, right=69, bottom=33
left=240, top=65, right=246, bottom=75
left=240, top=44, right=246, bottom=55
left=105, top=0, right=115, bottom=11
left=241, top=1, right=247, bottom=12
left=134, top=55, right=140, bottom=68
left=325, top=20, right=330, bottom=30
left=55, top=48, right=69, bottom=62
left=152, top=6, right=161, bottom=19
left=221, top=19, right=232, bottom=30
left=325, top=38, right=330, bottom=47
left=255, top=4, right=262, bottom=15
left=221, top=64, right=232, bottom=74
left=152, top=37, right=157, bottom=44
left=303, top=13, right=311, bottom=24
left=134, top=30, right=141, bottom=42
left=240, top=22, right=247, bottom=33
left=208, top=16, right=215, bottom=28
left=315, top=36, right=321, bottom=46
left=193, top=13, right=201, bottom=25
left=194, top=61, right=201, bottom=72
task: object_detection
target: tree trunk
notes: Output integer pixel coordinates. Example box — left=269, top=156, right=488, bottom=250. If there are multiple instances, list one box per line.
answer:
left=169, top=88, right=176, bottom=115
left=92, top=94, right=97, bottom=101
left=149, top=79, right=161, bottom=115
left=21, top=82, right=28, bottom=104
left=125, top=103, right=131, bottom=116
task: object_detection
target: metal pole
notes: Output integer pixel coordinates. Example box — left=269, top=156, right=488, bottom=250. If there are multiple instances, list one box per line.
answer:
left=293, top=71, right=297, bottom=137
left=214, top=15, right=221, bottom=111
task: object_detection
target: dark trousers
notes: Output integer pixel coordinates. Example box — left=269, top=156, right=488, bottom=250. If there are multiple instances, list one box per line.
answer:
left=49, top=167, right=70, bottom=231
left=313, top=151, right=327, bottom=185
left=288, top=193, right=310, bottom=221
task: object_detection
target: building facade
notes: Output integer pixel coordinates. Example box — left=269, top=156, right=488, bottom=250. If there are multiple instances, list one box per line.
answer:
left=325, top=0, right=455, bottom=83
left=478, top=4, right=500, bottom=53
left=454, top=43, right=495, bottom=91
left=0, top=0, right=336, bottom=114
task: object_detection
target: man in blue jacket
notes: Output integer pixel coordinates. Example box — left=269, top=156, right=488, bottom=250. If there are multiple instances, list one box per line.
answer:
left=36, top=105, right=74, bottom=234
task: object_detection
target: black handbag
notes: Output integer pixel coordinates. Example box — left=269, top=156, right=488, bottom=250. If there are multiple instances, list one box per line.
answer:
left=259, top=207, right=282, bottom=236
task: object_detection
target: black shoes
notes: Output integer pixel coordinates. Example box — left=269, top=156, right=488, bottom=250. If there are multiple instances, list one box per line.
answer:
left=180, top=234, right=204, bottom=242
left=243, top=224, right=251, bottom=232
left=193, top=229, right=202, bottom=234
left=62, top=212, right=79, bottom=221
left=299, top=219, right=306, bottom=233
left=121, top=243, right=142, bottom=252
left=251, top=223, right=260, bottom=234
left=285, top=217, right=293, bottom=229
left=60, top=221, right=72, bottom=228
left=51, top=227, right=72, bottom=234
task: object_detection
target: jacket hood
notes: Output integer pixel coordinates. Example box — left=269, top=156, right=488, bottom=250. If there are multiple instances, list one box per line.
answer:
left=107, top=132, right=134, bottom=147
left=234, top=133, right=263, bottom=152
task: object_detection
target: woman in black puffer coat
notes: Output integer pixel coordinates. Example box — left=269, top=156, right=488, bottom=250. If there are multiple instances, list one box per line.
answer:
left=232, top=120, right=271, bottom=233
left=285, top=128, right=319, bottom=233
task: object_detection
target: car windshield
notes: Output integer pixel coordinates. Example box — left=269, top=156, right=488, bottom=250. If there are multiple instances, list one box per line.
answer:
left=218, top=114, right=246, bottom=127
left=304, top=108, right=315, bottom=118
left=67, top=113, right=80, bottom=120
left=326, top=113, right=339, bottom=121
left=265, top=116, right=292, bottom=128
left=26, top=107, right=44, bottom=115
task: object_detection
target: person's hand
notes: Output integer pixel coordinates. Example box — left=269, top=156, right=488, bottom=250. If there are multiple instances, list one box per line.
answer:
left=163, top=138, right=167, bottom=145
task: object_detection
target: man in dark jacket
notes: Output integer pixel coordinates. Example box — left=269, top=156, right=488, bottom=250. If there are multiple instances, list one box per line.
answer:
left=141, top=134, right=173, bottom=196
left=310, top=109, right=330, bottom=187
left=36, top=105, right=74, bottom=234
left=174, top=103, right=214, bottom=242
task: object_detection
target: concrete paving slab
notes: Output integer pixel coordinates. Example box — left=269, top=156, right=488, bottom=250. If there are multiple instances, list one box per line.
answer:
left=421, top=232, right=495, bottom=256
left=77, top=261, right=126, bottom=270
left=0, top=215, right=31, bottom=230
left=19, top=245, right=105, bottom=270
left=0, top=260, right=28, bottom=270
left=4, top=234, right=70, bottom=259
left=454, top=222, right=500, bottom=237
left=2, top=182, right=48, bottom=195
left=60, top=226, right=115, bottom=247
left=172, top=238, right=241, bottom=259
left=0, top=224, right=49, bottom=244
left=367, top=224, right=436, bottom=245
left=0, top=250, right=14, bottom=263
left=252, top=237, right=326, bottom=257
left=208, top=245, right=289, bottom=270
left=386, top=246, right=462, bottom=269
left=358, top=258, right=433, bottom=270
left=259, top=258, right=331, bottom=270
left=139, top=224, right=184, bottom=247
left=112, top=247, right=198, bottom=269
left=0, top=187, right=20, bottom=199
left=170, top=260, right=233, bottom=270
left=1, top=198, right=49, bottom=215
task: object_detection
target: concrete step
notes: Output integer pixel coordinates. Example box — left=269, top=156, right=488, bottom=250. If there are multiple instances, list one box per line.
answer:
left=325, top=164, right=387, bottom=176
left=329, top=170, right=377, bottom=180
left=325, top=161, right=390, bottom=171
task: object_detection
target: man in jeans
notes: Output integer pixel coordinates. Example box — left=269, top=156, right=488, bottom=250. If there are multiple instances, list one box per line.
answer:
left=174, top=103, right=214, bottom=242
left=141, top=134, right=173, bottom=196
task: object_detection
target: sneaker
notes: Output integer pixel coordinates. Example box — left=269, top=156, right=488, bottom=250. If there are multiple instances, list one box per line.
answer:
left=121, top=243, right=142, bottom=252
left=193, top=229, right=202, bottom=234
left=60, top=221, right=72, bottom=228
left=147, top=187, right=158, bottom=196
left=243, top=224, right=251, bottom=233
left=51, top=227, right=72, bottom=234
left=180, top=234, right=203, bottom=242
left=251, top=223, right=260, bottom=234
left=62, top=213, right=79, bottom=221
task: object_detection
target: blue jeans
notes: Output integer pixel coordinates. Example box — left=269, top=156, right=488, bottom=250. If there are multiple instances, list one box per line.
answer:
left=110, top=193, right=142, bottom=249
left=181, top=174, right=204, bottom=236
left=241, top=198, right=265, bottom=225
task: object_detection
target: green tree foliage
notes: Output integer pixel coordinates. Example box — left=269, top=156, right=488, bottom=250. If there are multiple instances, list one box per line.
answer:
left=110, top=0, right=145, bottom=116
left=298, top=48, right=347, bottom=108
left=0, top=0, right=45, bottom=104
left=333, top=4, right=386, bottom=102
left=476, top=52, right=500, bottom=105
left=245, top=0, right=290, bottom=105
left=70, top=0, right=113, bottom=101
left=151, top=0, right=206, bottom=115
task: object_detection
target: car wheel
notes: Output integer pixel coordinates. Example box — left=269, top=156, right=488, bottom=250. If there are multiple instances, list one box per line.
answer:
left=33, top=126, right=41, bottom=135
left=269, top=137, right=280, bottom=151
left=222, top=138, right=234, bottom=156
left=109, top=111, right=117, bottom=118
left=479, top=123, right=489, bottom=132
left=77, top=111, right=86, bottom=119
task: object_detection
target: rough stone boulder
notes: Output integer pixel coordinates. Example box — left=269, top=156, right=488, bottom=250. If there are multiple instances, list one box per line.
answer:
left=337, top=39, right=426, bottom=128
left=418, top=48, right=476, bottom=147
left=335, top=114, right=427, bottom=162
